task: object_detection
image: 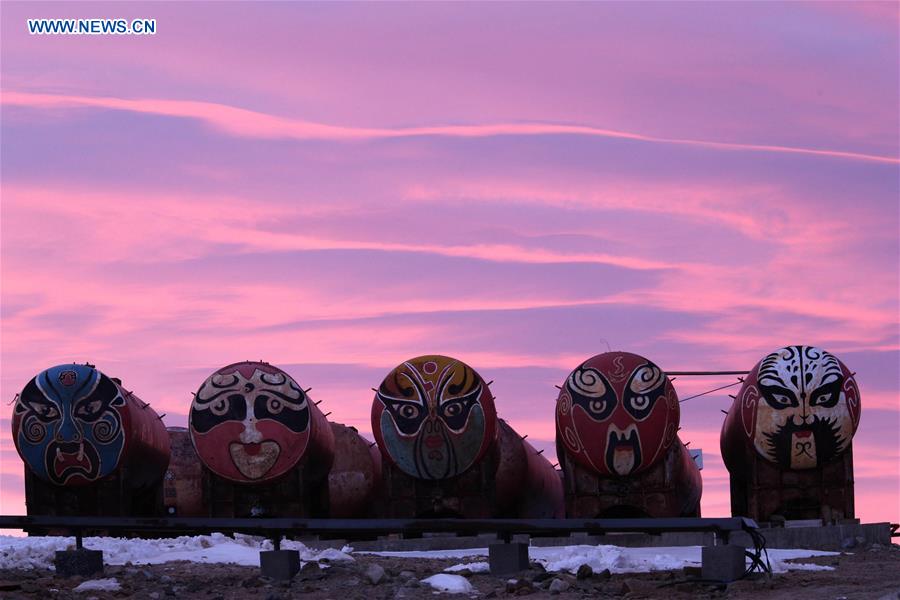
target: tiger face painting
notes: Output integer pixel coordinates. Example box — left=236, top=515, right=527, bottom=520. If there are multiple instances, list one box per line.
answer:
left=189, top=362, right=311, bottom=483
left=12, top=364, right=126, bottom=486
left=371, top=355, right=497, bottom=480
left=738, top=346, right=860, bottom=470
left=556, top=352, right=678, bottom=477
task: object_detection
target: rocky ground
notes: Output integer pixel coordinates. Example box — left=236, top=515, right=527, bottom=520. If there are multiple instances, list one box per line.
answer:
left=1, top=543, right=898, bottom=599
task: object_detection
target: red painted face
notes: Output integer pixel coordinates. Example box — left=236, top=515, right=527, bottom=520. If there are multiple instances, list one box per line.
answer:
left=556, top=352, right=678, bottom=476
left=189, top=362, right=311, bottom=483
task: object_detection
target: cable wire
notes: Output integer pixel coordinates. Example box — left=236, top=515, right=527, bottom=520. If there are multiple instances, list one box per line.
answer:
left=679, top=380, right=743, bottom=403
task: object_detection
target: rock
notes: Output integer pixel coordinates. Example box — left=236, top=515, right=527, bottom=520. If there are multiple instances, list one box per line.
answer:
left=597, top=568, right=612, bottom=581
left=240, top=577, right=261, bottom=588
left=0, top=582, right=22, bottom=592
left=398, top=570, right=416, bottom=582
left=549, top=578, right=570, bottom=594
left=532, top=571, right=554, bottom=583
left=506, top=578, right=533, bottom=594
left=364, top=563, right=386, bottom=585
left=297, top=562, right=326, bottom=582
left=148, top=594, right=159, bottom=600
left=576, top=564, right=593, bottom=580
left=158, top=574, right=174, bottom=584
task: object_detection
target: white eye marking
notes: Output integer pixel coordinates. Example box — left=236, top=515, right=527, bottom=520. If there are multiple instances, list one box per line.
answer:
left=629, top=365, right=664, bottom=394
left=211, top=397, right=230, bottom=416
left=569, top=367, right=607, bottom=397
left=631, top=395, right=650, bottom=411
left=399, top=404, right=419, bottom=419
left=589, top=399, right=606, bottom=413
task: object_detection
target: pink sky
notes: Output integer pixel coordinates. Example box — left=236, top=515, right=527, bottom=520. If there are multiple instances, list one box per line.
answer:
left=1, top=2, right=898, bottom=524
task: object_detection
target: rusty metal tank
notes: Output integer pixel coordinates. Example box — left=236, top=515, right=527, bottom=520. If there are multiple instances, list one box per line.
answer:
left=12, top=363, right=170, bottom=489
left=189, top=361, right=334, bottom=485
left=188, top=361, right=335, bottom=517
left=721, top=345, right=861, bottom=522
left=555, top=351, right=702, bottom=518
left=371, top=354, right=564, bottom=518
left=162, top=427, right=205, bottom=516
left=12, top=363, right=170, bottom=517
left=325, top=423, right=383, bottom=518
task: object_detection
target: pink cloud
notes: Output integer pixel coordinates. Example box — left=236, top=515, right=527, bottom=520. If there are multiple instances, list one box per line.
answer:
left=4, top=91, right=896, bottom=164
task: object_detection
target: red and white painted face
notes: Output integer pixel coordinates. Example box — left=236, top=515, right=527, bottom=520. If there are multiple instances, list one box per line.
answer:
left=556, top=352, right=678, bottom=477
left=737, top=345, right=860, bottom=470
left=189, top=362, right=311, bottom=483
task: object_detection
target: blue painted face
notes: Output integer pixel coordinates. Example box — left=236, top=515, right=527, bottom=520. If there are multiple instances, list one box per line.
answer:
left=12, top=364, right=126, bottom=485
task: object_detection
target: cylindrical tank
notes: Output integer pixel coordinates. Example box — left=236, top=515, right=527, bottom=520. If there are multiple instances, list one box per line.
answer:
left=189, top=361, right=334, bottom=484
left=326, top=423, right=383, bottom=518
left=11, top=363, right=169, bottom=489
left=720, top=345, right=861, bottom=522
left=372, top=354, right=564, bottom=518
left=162, top=427, right=205, bottom=516
left=494, top=420, right=566, bottom=518
left=371, top=355, right=497, bottom=480
left=555, top=351, right=701, bottom=518
left=556, top=352, right=679, bottom=477
left=721, top=345, right=861, bottom=471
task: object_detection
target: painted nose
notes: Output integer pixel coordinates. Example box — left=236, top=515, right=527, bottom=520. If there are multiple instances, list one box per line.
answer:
left=55, top=418, right=82, bottom=442
left=240, top=418, right=263, bottom=444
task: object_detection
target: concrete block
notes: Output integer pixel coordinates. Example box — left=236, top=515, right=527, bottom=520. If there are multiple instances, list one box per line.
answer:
left=489, top=542, right=529, bottom=575
left=54, top=549, right=104, bottom=577
left=259, top=549, right=301, bottom=580
left=701, top=544, right=746, bottom=582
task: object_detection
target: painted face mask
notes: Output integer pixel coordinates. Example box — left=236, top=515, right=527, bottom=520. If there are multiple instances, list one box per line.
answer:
left=556, top=352, right=678, bottom=477
left=12, top=364, right=126, bottom=486
left=737, top=345, right=860, bottom=470
left=371, top=355, right=497, bottom=480
left=189, top=362, right=311, bottom=483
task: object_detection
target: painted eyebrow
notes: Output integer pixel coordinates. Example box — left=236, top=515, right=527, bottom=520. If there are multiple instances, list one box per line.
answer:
left=395, top=372, right=427, bottom=406
left=439, top=384, right=481, bottom=405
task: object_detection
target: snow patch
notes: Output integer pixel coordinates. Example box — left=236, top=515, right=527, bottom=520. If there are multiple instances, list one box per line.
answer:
left=368, top=545, right=837, bottom=574
left=0, top=533, right=353, bottom=571
left=73, top=578, right=120, bottom=592
left=0, top=534, right=834, bottom=575
left=421, top=574, right=474, bottom=594
left=444, top=561, right=490, bottom=573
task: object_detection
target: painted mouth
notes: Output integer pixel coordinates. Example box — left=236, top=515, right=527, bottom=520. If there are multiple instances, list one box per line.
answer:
left=46, top=440, right=99, bottom=483
left=605, top=424, right=642, bottom=476
left=424, top=434, right=444, bottom=449
left=763, top=414, right=843, bottom=469
left=229, top=441, right=280, bottom=479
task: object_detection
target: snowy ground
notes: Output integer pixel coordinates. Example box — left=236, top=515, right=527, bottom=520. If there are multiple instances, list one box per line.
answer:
left=0, top=532, right=836, bottom=574
left=366, top=544, right=837, bottom=574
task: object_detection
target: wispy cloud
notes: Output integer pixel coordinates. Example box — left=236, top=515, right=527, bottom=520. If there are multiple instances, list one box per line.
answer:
left=5, top=91, right=897, bottom=164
